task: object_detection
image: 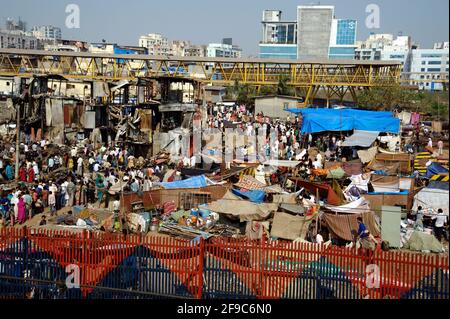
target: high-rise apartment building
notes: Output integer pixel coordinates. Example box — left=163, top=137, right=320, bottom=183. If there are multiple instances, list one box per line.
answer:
left=139, top=33, right=171, bottom=56
left=31, top=25, right=62, bottom=41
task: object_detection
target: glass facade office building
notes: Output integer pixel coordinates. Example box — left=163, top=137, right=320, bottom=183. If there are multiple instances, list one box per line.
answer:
left=336, top=20, right=356, bottom=45
left=259, top=44, right=297, bottom=59
left=329, top=19, right=357, bottom=59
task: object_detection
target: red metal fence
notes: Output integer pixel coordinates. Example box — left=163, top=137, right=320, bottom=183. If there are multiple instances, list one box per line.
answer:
left=0, top=227, right=448, bottom=299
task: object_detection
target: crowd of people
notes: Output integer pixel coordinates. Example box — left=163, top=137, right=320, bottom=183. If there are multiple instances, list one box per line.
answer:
left=0, top=103, right=447, bottom=246
left=205, top=103, right=353, bottom=168
left=0, top=135, right=169, bottom=227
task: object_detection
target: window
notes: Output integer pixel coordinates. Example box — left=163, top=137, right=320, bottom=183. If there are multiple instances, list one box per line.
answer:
left=427, top=68, right=441, bottom=72
left=421, top=68, right=425, bottom=72
left=422, top=61, right=426, bottom=65
left=421, top=53, right=442, bottom=58
left=283, top=102, right=289, bottom=109
left=428, top=60, right=441, bottom=65
left=390, top=55, right=405, bottom=59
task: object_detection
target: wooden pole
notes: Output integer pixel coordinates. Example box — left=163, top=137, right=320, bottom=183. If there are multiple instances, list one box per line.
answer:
left=315, top=187, right=319, bottom=235
left=14, top=101, right=20, bottom=180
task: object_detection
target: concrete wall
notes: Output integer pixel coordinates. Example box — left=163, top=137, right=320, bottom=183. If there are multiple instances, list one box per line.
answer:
left=297, top=6, right=333, bottom=59
left=255, top=96, right=299, bottom=119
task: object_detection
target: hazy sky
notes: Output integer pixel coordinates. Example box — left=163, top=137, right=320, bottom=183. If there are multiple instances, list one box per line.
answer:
left=2, top=0, right=449, bottom=56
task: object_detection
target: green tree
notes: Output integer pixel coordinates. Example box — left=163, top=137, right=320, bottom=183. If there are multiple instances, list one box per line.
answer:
left=277, top=75, right=294, bottom=96
left=357, top=82, right=420, bottom=111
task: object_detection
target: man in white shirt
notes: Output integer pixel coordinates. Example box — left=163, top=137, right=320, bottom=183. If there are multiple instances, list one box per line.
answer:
left=77, top=157, right=83, bottom=176
left=71, top=147, right=78, bottom=158
left=61, top=181, right=69, bottom=207
left=93, top=162, right=100, bottom=172
left=433, top=209, right=448, bottom=242
left=112, top=197, right=120, bottom=215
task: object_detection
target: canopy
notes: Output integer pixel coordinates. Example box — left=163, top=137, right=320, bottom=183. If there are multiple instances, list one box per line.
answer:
left=286, top=108, right=400, bottom=134
left=161, top=175, right=208, bottom=189
left=341, top=130, right=380, bottom=147
left=286, top=108, right=394, bottom=118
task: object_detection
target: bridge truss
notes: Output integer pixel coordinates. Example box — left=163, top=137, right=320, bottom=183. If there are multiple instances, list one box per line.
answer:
left=0, top=48, right=403, bottom=105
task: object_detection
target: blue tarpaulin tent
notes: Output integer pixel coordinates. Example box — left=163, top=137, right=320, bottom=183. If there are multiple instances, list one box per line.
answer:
left=425, top=162, right=449, bottom=178
left=161, top=175, right=208, bottom=189
left=285, top=108, right=400, bottom=134
left=231, top=189, right=266, bottom=203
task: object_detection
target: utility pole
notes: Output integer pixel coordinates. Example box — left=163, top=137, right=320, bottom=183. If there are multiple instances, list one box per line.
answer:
left=15, top=101, right=20, bottom=180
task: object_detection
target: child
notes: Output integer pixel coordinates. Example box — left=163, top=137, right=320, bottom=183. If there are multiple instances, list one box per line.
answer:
left=39, top=215, right=47, bottom=226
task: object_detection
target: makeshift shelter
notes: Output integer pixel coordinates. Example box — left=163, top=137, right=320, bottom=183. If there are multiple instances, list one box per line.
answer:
left=286, top=108, right=400, bottom=134
left=204, top=191, right=278, bottom=222
left=370, top=153, right=411, bottom=174
left=291, top=178, right=343, bottom=206
left=271, top=212, right=313, bottom=241
left=322, top=211, right=380, bottom=242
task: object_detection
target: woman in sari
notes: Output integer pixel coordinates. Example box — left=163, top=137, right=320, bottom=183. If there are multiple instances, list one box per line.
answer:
left=17, top=196, right=27, bottom=224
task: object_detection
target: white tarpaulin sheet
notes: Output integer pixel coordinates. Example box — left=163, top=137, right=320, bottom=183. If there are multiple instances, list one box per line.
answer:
left=412, top=188, right=449, bottom=216
left=371, top=180, right=400, bottom=193
left=342, top=130, right=380, bottom=147
left=325, top=197, right=371, bottom=214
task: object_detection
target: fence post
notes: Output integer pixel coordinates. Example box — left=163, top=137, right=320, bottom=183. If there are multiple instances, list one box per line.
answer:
left=197, top=237, right=205, bottom=299
left=81, top=229, right=87, bottom=297
left=22, top=226, right=28, bottom=298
